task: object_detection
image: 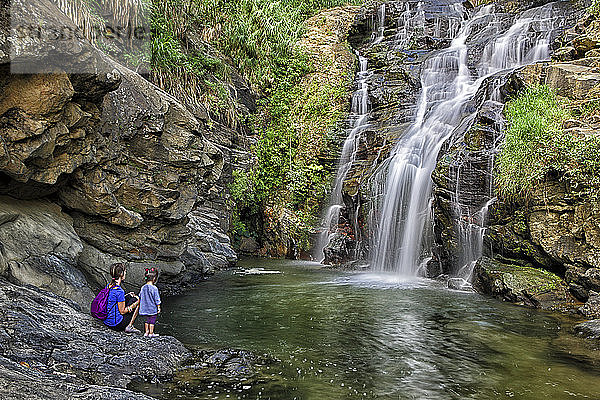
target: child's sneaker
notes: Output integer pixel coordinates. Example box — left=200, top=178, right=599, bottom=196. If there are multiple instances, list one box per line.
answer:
left=125, top=325, right=141, bottom=334
left=149, top=333, right=160, bottom=337
left=144, top=332, right=149, bottom=337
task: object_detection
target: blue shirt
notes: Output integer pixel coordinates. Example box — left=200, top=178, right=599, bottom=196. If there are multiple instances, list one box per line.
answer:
left=139, top=283, right=161, bottom=315
left=103, top=285, right=125, bottom=327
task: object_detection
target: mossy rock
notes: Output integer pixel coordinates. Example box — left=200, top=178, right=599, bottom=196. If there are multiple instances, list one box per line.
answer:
left=473, top=256, right=579, bottom=312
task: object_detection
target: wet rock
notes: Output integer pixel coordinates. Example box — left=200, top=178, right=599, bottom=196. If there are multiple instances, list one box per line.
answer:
left=323, top=232, right=355, bottom=265
left=188, top=348, right=269, bottom=379
left=473, top=257, right=578, bottom=312
left=580, top=293, right=600, bottom=319
left=239, top=237, right=259, bottom=254
left=574, top=319, right=600, bottom=339
left=569, top=283, right=590, bottom=302
left=566, top=266, right=600, bottom=301
left=552, top=46, right=577, bottom=61
left=0, top=279, right=190, bottom=396
left=145, top=348, right=278, bottom=398
left=432, top=96, right=506, bottom=274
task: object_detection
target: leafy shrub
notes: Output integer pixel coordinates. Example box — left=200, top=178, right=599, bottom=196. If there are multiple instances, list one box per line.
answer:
left=496, top=85, right=570, bottom=199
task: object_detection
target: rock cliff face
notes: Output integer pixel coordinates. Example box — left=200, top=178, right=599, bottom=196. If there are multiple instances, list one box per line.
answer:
left=0, top=0, right=244, bottom=304
left=475, top=57, right=600, bottom=312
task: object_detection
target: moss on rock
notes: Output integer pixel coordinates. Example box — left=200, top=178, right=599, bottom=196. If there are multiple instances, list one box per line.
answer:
left=473, top=256, right=579, bottom=312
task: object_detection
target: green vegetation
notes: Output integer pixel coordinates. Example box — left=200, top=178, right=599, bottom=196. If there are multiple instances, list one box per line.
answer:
left=228, top=4, right=360, bottom=252
left=496, top=85, right=569, bottom=199
left=497, top=85, right=600, bottom=200
left=589, top=0, right=600, bottom=18
left=150, top=0, right=358, bottom=114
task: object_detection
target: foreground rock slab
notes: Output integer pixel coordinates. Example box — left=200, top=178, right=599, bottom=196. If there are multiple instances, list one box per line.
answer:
left=0, top=279, right=190, bottom=398
left=0, top=356, right=155, bottom=400
left=132, top=348, right=279, bottom=399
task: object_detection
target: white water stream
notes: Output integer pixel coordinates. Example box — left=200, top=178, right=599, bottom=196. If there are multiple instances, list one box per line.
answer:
left=315, top=54, right=372, bottom=262
left=316, top=5, right=389, bottom=262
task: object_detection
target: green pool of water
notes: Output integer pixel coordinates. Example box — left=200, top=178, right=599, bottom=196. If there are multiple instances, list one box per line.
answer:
left=137, top=258, right=600, bottom=399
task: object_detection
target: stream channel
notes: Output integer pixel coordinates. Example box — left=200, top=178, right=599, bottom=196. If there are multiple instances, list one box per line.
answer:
left=134, top=258, right=600, bottom=400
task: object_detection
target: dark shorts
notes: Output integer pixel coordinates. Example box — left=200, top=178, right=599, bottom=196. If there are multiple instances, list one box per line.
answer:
left=107, top=293, right=137, bottom=332
left=144, top=314, right=158, bottom=325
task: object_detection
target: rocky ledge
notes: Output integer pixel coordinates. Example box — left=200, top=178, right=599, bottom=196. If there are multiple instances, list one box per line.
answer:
left=0, top=278, right=275, bottom=399
left=0, top=278, right=190, bottom=399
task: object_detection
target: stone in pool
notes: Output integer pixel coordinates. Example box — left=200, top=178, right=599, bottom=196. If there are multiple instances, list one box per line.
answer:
left=447, top=278, right=473, bottom=291
left=574, top=320, right=600, bottom=339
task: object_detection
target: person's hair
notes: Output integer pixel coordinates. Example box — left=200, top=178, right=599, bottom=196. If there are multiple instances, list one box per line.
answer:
left=144, top=267, right=159, bottom=283
left=110, top=263, right=127, bottom=283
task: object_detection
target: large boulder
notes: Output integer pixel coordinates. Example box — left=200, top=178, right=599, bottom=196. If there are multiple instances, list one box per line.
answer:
left=472, top=256, right=578, bottom=312
left=580, top=292, right=600, bottom=319
left=545, top=62, right=600, bottom=100
left=0, top=195, right=92, bottom=307
left=574, top=319, right=600, bottom=339
left=0, top=278, right=190, bottom=390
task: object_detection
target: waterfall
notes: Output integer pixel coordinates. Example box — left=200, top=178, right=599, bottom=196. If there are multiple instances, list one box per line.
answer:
left=370, top=2, right=565, bottom=275
left=373, top=4, right=387, bottom=44
left=315, top=55, right=372, bottom=262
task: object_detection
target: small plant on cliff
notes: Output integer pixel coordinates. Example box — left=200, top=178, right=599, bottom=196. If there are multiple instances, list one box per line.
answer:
left=589, top=0, right=600, bottom=17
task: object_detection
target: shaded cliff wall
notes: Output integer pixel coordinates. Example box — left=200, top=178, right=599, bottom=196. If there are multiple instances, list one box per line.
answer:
left=0, top=0, right=252, bottom=304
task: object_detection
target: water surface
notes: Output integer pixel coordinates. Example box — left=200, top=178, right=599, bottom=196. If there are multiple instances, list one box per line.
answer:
left=146, top=258, right=600, bottom=399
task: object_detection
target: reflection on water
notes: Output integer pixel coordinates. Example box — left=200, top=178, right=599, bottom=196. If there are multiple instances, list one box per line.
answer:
left=145, top=258, right=600, bottom=399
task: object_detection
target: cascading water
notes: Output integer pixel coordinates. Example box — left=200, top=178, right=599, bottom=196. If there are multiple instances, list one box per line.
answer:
left=370, top=1, right=566, bottom=275
left=316, top=5, right=389, bottom=262
left=452, top=3, right=565, bottom=281
left=315, top=55, right=372, bottom=262
left=373, top=4, right=387, bottom=44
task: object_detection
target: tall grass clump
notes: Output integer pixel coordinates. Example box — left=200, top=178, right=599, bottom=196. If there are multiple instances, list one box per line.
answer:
left=497, top=85, right=600, bottom=200
left=496, top=85, right=570, bottom=200
left=194, top=0, right=360, bottom=91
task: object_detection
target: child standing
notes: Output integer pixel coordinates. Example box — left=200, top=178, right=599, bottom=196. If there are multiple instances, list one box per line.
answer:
left=139, top=267, right=161, bottom=337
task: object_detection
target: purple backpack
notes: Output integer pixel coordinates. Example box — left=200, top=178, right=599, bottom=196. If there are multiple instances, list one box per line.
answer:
left=91, top=285, right=113, bottom=320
